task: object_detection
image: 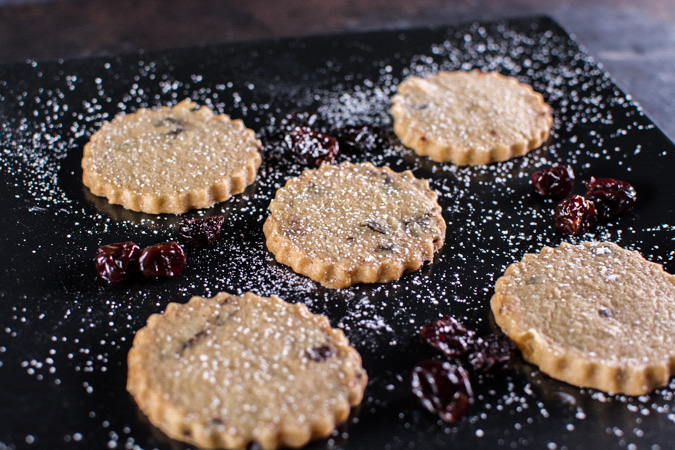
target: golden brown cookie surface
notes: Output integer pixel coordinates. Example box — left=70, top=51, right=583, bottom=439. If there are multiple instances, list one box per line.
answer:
left=390, top=70, right=552, bottom=165
left=127, top=291, right=367, bottom=449
left=82, top=99, right=261, bottom=214
left=263, top=162, right=446, bottom=289
left=491, top=241, right=675, bottom=395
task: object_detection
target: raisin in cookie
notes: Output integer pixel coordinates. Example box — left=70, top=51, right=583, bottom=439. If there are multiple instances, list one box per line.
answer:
left=390, top=70, right=552, bottom=165
left=491, top=241, right=675, bottom=395
left=127, top=291, right=367, bottom=449
left=263, top=162, right=446, bottom=289
left=82, top=99, right=261, bottom=214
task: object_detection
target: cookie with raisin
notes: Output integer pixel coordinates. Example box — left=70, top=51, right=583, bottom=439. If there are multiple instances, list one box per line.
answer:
left=127, top=291, right=367, bottom=449
left=491, top=241, right=675, bottom=395
left=263, top=162, right=446, bottom=288
left=390, top=70, right=552, bottom=165
left=82, top=99, right=261, bottom=214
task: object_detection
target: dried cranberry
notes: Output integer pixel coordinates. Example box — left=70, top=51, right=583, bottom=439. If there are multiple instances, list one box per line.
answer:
left=335, top=125, right=386, bottom=153
left=419, top=316, right=477, bottom=358
left=138, top=242, right=186, bottom=278
left=178, top=215, right=225, bottom=247
left=306, top=345, right=336, bottom=362
left=94, top=242, right=141, bottom=284
left=468, top=333, right=514, bottom=373
left=585, top=177, right=637, bottom=217
left=410, top=360, right=474, bottom=423
left=531, top=165, right=575, bottom=198
left=284, top=126, right=339, bottom=166
left=155, top=117, right=185, bottom=137
left=554, top=195, right=598, bottom=235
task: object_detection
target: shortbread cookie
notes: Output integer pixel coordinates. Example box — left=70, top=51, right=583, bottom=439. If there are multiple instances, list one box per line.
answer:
left=82, top=99, right=261, bottom=214
left=390, top=70, right=552, bottom=165
left=127, top=292, right=367, bottom=449
left=491, top=241, right=675, bottom=395
left=263, top=162, right=446, bottom=289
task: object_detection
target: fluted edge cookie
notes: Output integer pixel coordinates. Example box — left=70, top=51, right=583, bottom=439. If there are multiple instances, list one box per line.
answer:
left=390, top=70, right=552, bottom=165
left=82, top=99, right=262, bottom=214
left=263, top=162, right=446, bottom=289
left=127, top=291, right=368, bottom=449
left=491, top=241, right=675, bottom=395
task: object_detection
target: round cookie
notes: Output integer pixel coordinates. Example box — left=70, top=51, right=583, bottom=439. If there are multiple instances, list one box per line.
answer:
left=127, top=291, right=367, bottom=449
left=390, top=70, right=552, bottom=165
left=82, top=99, right=261, bottom=214
left=263, top=162, right=446, bottom=289
left=491, top=241, right=675, bottom=395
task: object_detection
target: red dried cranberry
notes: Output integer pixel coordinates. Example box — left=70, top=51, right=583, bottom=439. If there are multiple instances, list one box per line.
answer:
left=139, top=242, right=186, bottom=278
left=530, top=165, right=575, bottom=198
left=178, top=215, right=225, bottom=247
left=554, top=195, right=598, bottom=235
left=419, top=316, right=477, bottom=358
left=585, top=177, right=637, bottom=217
left=284, top=126, right=339, bottom=166
left=94, top=242, right=141, bottom=284
left=468, top=333, right=514, bottom=373
left=410, top=360, right=474, bottom=423
left=336, top=125, right=385, bottom=153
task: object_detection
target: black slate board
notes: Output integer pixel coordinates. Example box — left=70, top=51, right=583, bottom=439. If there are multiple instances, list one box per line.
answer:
left=1, top=16, right=675, bottom=449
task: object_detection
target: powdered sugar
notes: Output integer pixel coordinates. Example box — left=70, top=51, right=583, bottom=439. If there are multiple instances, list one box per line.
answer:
left=1, top=17, right=674, bottom=449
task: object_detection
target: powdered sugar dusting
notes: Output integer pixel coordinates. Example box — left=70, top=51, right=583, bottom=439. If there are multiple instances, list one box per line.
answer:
left=1, top=17, right=674, bottom=449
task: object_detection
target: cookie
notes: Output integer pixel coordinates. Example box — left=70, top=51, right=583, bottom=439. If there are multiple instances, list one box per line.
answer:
left=390, top=70, right=552, bottom=165
left=490, top=241, right=675, bottom=395
left=82, top=99, right=261, bottom=214
left=263, top=162, right=446, bottom=289
left=127, top=291, right=367, bottom=449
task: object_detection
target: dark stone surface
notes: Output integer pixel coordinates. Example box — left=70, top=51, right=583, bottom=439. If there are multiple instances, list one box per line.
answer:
left=1, top=18, right=675, bottom=449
